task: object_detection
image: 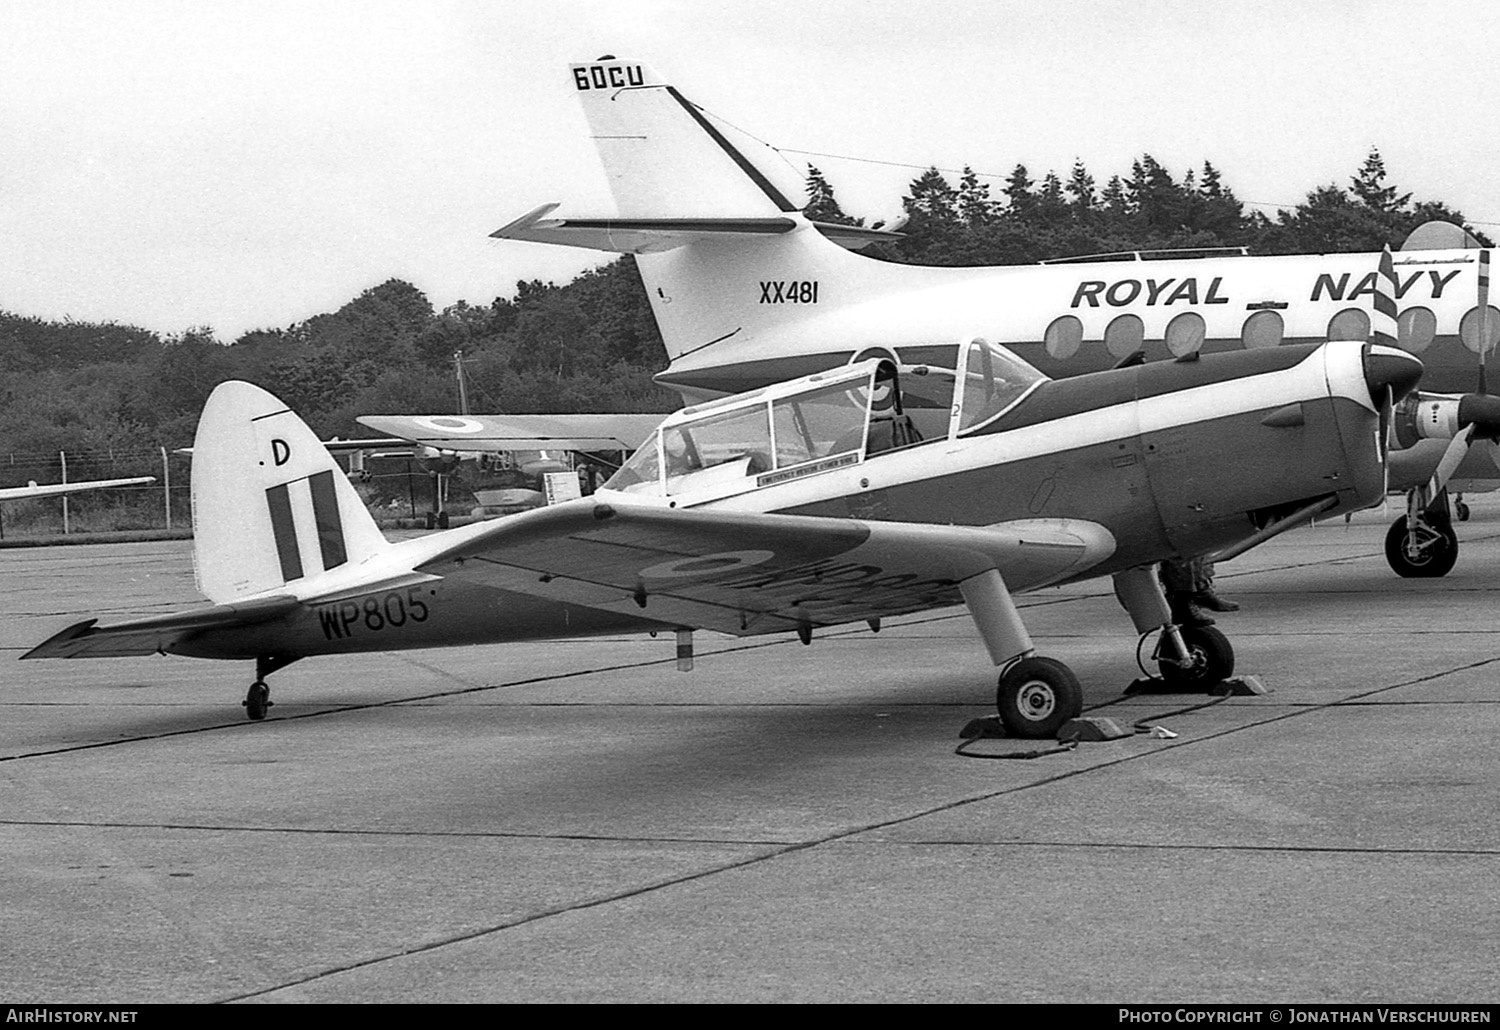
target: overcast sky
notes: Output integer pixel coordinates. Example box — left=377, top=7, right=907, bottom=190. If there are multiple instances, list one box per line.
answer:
left=3, top=0, right=1498, bottom=341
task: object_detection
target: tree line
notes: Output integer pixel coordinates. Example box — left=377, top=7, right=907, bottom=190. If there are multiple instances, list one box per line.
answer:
left=2, top=147, right=1488, bottom=475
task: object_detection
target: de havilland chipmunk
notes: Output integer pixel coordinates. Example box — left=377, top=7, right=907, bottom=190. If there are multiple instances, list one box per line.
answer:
left=424, top=57, right=1500, bottom=578
left=26, top=326, right=1422, bottom=735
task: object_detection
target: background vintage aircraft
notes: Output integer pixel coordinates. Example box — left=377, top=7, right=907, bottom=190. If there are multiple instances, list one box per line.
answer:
left=25, top=335, right=1421, bottom=737
left=0, top=476, right=154, bottom=502
left=483, top=58, right=1500, bottom=578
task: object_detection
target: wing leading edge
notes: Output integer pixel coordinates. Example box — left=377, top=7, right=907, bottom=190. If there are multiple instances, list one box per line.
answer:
left=415, top=501, right=1116, bottom=636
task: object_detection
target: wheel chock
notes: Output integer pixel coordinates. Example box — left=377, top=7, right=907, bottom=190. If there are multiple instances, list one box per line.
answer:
left=1058, top=717, right=1130, bottom=742
left=959, top=715, right=1005, bottom=739
left=1210, top=675, right=1267, bottom=696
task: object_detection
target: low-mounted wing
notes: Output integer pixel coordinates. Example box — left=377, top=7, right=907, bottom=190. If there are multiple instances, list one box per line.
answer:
left=22, top=596, right=299, bottom=660
left=416, top=502, right=1115, bottom=636
left=356, top=413, right=664, bottom=454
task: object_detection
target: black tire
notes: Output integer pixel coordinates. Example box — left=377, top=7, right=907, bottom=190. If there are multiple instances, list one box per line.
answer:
left=244, top=681, right=270, bottom=721
left=1158, top=624, right=1235, bottom=691
left=1456, top=501, right=1471, bottom=522
left=996, top=657, right=1083, bottom=739
left=1384, top=517, right=1458, bottom=578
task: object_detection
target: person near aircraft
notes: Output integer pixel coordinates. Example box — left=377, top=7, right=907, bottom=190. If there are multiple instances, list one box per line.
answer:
left=1160, top=556, right=1238, bottom=628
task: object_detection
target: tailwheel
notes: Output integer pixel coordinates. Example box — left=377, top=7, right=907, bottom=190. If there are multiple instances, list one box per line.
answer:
left=1157, top=624, right=1235, bottom=691
left=1384, top=516, right=1458, bottom=578
left=243, top=680, right=272, bottom=721
left=996, top=656, right=1083, bottom=739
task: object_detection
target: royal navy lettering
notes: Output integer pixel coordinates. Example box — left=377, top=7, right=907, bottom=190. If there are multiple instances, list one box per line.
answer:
left=1071, top=277, right=1229, bottom=308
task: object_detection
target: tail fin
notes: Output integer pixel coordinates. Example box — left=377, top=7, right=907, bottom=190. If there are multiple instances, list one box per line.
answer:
left=191, top=381, right=390, bottom=603
left=493, top=58, right=902, bottom=372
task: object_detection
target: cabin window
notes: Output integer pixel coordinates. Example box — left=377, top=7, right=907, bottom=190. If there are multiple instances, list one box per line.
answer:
left=1241, top=310, right=1284, bottom=349
left=1458, top=305, right=1500, bottom=354
left=956, top=338, right=1045, bottom=433
left=1327, top=308, right=1370, bottom=341
left=1165, top=312, right=1206, bottom=357
left=1103, top=314, right=1144, bottom=358
left=1397, top=307, right=1437, bottom=353
left=1044, top=315, right=1083, bottom=360
left=604, top=432, right=663, bottom=494
left=771, top=381, right=868, bottom=466
left=664, top=405, right=773, bottom=495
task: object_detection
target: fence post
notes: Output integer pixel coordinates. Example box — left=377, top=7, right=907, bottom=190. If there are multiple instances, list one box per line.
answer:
left=60, top=450, right=69, bottom=535
left=160, top=446, right=172, bottom=530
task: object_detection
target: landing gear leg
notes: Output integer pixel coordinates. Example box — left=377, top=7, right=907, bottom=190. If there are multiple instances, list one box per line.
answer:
left=961, top=569, right=1082, bottom=738
left=243, top=654, right=299, bottom=721
left=1114, top=567, right=1235, bottom=691
left=1386, top=486, right=1459, bottom=578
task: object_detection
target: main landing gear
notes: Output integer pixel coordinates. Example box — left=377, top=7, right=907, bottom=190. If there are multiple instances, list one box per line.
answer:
left=242, top=655, right=298, bottom=721
left=1386, top=486, right=1459, bottom=578
left=960, top=565, right=1236, bottom=740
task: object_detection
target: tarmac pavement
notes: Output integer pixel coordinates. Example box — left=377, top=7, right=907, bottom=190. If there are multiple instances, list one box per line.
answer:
left=2, top=503, right=1497, bottom=1003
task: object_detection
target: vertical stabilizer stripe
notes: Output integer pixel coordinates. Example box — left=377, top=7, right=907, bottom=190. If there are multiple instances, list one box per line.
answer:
left=309, top=470, right=348, bottom=570
left=266, top=484, right=304, bottom=582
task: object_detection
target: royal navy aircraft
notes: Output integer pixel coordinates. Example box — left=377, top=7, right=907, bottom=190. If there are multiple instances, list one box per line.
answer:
left=24, top=332, right=1421, bottom=736
left=472, top=58, right=1500, bottom=577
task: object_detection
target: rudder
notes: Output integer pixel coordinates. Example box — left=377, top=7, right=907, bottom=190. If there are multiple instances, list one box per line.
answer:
left=191, top=381, right=389, bottom=603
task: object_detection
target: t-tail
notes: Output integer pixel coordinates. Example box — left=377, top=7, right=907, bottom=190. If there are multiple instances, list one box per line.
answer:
left=491, top=57, right=904, bottom=396
left=192, top=381, right=392, bottom=604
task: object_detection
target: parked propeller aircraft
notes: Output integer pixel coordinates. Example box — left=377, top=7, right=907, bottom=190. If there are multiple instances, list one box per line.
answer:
left=473, top=58, right=1500, bottom=578
left=0, top=477, right=155, bottom=502
left=25, top=334, right=1422, bottom=735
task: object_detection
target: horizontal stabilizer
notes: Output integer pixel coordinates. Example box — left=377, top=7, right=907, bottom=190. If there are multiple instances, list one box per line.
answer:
left=357, top=413, right=665, bottom=453
left=22, top=595, right=300, bottom=660
left=413, top=501, right=1115, bottom=636
left=492, top=203, right=800, bottom=254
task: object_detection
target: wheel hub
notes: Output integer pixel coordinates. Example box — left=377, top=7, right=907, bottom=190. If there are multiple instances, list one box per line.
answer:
left=1017, top=681, right=1056, bottom=721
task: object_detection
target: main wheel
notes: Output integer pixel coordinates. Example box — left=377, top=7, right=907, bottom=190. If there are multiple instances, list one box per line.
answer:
left=1384, top=517, right=1458, bottom=578
left=244, top=681, right=271, bottom=721
left=1456, top=500, right=1471, bottom=522
left=1157, top=624, right=1235, bottom=691
left=996, top=657, right=1083, bottom=739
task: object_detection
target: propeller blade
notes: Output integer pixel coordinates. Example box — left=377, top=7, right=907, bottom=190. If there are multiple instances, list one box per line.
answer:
left=1428, top=425, right=1476, bottom=499
left=1478, top=248, right=1490, bottom=395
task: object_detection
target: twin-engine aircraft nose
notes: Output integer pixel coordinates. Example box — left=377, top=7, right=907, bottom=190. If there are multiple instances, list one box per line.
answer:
left=1363, top=345, right=1423, bottom=406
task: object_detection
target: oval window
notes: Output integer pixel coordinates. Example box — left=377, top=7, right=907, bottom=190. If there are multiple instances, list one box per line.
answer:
left=1165, top=312, right=1206, bottom=357
left=1327, top=308, right=1370, bottom=341
left=1241, top=310, right=1284, bottom=349
left=1044, top=315, right=1083, bottom=360
left=1397, top=307, right=1437, bottom=353
left=1104, top=314, right=1145, bottom=358
left=1458, top=305, right=1500, bottom=354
